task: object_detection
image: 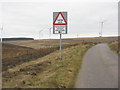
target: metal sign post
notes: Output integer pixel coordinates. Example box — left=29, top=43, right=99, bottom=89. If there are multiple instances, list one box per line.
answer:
left=59, top=31, right=62, bottom=58
left=53, top=12, right=67, bottom=59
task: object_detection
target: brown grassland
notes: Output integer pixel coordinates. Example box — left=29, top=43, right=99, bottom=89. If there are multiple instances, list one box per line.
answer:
left=2, top=37, right=118, bottom=88
left=2, top=42, right=95, bottom=88
left=2, top=42, right=78, bottom=71
left=2, top=39, right=96, bottom=88
left=108, top=41, right=119, bottom=55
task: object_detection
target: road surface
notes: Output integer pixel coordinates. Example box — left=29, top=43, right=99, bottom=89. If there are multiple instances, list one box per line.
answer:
left=75, top=43, right=118, bottom=88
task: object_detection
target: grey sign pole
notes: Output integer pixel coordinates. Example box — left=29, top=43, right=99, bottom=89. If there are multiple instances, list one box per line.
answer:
left=60, top=31, right=62, bottom=58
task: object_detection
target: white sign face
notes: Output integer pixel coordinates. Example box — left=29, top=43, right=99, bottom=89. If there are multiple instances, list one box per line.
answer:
left=54, top=25, right=67, bottom=34
left=53, top=12, right=67, bottom=34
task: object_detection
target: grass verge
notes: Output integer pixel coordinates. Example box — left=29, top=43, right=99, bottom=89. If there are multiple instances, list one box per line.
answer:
left=3, top=43, right=95, bottom=88
left=108, top=41, right=120, bottom=55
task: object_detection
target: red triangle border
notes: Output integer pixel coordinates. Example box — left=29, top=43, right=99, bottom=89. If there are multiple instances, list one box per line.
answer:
left=53, top=12, right=67, bottom=25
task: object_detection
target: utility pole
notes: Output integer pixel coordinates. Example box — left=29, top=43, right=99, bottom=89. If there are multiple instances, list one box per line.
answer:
left=77, top=34, right=79, bottom=38
left=0, top=24, right=3, bottom=89
left=99, top=32, right=101, bottom=37
left=49, top=27, right=52, bottom=39
left=0, top=25, right=3, bottom=42
left=49, top=27, right=52, bottom=49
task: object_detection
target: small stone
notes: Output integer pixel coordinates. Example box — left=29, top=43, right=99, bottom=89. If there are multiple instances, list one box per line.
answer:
left=47, top=61, right=52, bottom=65
left=22, top=81, right=26, bottom=84
left=31, top=72, right=37, bottom=76
left=68, top=70, right=72, bottom=72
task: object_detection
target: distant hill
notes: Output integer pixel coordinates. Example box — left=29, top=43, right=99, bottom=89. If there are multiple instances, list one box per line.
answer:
left=2, top=38, right=34, bottom=41
left=2, top=43, right=33, bottom=49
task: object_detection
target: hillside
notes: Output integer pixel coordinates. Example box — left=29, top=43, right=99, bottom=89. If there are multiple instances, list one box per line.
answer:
left=3, top=43, right=95, bottom=88
left=2, top=43, right=57, bottom=71
left=2, top=38, right=34, bottom=41
left=4, top=36, right=118, bottom=49
left=2, top=43, right=79, bottom=71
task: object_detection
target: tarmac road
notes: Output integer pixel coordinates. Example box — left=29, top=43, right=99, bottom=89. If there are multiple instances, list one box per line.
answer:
left=75, top=43, right=118, bottom=88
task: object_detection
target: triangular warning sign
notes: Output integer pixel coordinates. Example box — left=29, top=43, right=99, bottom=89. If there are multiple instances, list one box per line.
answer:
left=53, top=12, right=67, bottom=25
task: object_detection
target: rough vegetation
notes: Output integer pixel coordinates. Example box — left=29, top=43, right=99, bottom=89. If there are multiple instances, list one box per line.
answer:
left=2, top=43, right=78, bottom=71
left=108, top=41, right=119, bottom=55
left=2, top=42, right=95, bottom=88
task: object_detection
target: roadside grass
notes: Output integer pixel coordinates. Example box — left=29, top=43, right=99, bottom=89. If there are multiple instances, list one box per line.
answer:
left=108, top=41, right=119, bottom=55
left=3, top=43, right=95, bottom=88
left=3, top=43, right=77, bottom=71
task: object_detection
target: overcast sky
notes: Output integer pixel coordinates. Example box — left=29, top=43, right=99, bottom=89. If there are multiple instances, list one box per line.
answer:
left=0, top=0, right=119, bottom=39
